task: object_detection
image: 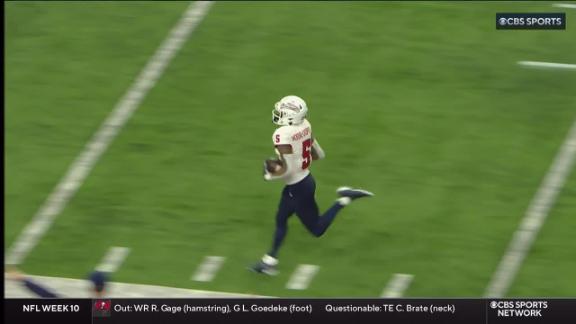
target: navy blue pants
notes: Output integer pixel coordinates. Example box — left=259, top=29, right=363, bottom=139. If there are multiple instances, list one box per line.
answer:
left=268, top=174, right=344, bottom=258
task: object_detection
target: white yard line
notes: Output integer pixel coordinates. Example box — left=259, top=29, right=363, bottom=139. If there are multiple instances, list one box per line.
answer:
left=96, top=247, right=131, bottom=273
left=552, top=3, right=576, bottom=9
left=191, top=256, right=226, bottom=282
left=485, top=119, right=576, bottom=297
left=5, top=1, right=214, bottom=266
left=286, top=264, right=319, bottom=290
left=381, top=273, right=414, bottom=298
left=518, top=61, right=576, bottom=70
left=4, top=275, right=268, bottom=298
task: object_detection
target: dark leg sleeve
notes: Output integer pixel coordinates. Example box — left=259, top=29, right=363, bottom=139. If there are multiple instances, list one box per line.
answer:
left=294, top=176, right=346, bottom=237
left=267, top=187, right=295, bottom=258
left=315, top=202, right=345, bottom=236
left=296, top=200, right=345, bottom=237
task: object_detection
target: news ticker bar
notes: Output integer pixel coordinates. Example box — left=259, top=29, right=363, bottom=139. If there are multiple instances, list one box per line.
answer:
left=5, top=299, right=576, bottom=324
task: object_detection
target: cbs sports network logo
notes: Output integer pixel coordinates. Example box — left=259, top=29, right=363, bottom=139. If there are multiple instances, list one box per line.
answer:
left=496, top=13, right=566, bottom=29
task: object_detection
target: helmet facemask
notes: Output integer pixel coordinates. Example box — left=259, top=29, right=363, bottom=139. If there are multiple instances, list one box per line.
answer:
left=272, top=106, right=284, bottom=125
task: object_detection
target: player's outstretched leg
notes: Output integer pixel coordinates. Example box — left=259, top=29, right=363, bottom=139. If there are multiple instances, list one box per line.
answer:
left=301, top=186, right=374, bottom=237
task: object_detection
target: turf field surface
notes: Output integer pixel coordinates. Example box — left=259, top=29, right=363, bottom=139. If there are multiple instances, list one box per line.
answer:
left=5, top=1, right=576, bottom=297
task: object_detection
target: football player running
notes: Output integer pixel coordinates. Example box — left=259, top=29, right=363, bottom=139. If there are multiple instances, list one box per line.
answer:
left=251, top=95, right=374, bottom=275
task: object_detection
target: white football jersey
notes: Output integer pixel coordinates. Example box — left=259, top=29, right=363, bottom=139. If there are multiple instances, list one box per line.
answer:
left=272, top=119, right=313, bottom=185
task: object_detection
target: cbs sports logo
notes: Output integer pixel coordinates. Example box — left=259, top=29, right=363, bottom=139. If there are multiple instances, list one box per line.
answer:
left=496, top=13, right=566, bottom=30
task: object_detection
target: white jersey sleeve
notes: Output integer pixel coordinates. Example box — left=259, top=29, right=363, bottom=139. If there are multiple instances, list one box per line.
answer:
left=271, top=119, right=313, bottom=185
left=272, top=126, right=292, bottom=147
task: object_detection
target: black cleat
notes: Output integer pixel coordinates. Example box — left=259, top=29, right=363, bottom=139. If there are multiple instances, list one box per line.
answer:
left=337, top=187, right=374, bottom=201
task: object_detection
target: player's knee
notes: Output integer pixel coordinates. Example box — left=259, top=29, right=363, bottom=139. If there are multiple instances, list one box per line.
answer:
left=310, top=227, right=325, bottom=238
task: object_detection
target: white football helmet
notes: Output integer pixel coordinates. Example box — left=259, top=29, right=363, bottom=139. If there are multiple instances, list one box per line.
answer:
left=272, top=95, right=308, bottom=126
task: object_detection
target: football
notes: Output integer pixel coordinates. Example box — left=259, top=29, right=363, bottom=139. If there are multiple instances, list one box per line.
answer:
left=265, top=158, right=284, bottom=173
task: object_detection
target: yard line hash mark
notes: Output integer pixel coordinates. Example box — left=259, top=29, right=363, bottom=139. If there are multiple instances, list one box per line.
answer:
left=5, top=1, right=214, bottom=266
left=485, top=117, right=576, bottom=297
left=517, top=61, right=576, bottom=70
left=96, top=247, right=131, bottom=273
left=381, top=273, right=414, bottom=297
left=191, top=256, right=226, bottom=282
left=286, top=264, right=319, bottom=290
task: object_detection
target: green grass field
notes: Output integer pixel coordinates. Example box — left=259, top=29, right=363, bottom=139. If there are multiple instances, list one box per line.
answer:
left=5, top=1, right=576, bottom=297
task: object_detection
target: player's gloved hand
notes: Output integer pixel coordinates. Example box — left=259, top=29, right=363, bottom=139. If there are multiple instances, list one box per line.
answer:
left=263, top=161, right=273, bottom=180
left=263, top=158, right=284, bottom=181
